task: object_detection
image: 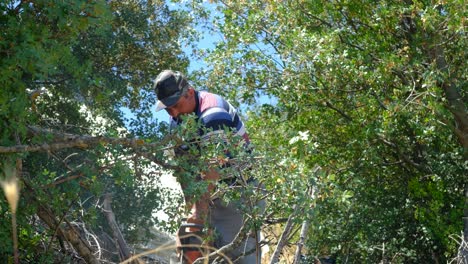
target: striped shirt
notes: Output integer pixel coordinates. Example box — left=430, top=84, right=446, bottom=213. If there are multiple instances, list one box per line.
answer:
left=170, top=91, right=250, bottom=145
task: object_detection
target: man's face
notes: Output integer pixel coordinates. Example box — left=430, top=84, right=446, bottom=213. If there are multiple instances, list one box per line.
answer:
left=165, top=90, right=195, bottom=118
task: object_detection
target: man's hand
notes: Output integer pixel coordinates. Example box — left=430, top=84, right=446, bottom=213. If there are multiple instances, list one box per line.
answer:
left=187, top=169, right=220, bottom=229
left=201, top=168, right=220, bottom=181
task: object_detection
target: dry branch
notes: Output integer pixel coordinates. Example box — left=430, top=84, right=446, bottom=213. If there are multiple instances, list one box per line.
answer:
left=269, top=204, right=300, bottom=264
left=2, top=127, right=152, bottom=153
left=22, top=180, right=99, bottom=263
left=33, top=197, right=99, bottom=263
left=292, top=187, right=316, bottom=264
left=192, top=220, right=249, bottom=264
left=0, top=126, right=177, bottom=170
left=292, top=220, right=310, bottom=264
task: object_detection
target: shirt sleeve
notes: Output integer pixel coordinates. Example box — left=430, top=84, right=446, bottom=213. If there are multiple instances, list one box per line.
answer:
left=199, top=107, right=235, bottom=143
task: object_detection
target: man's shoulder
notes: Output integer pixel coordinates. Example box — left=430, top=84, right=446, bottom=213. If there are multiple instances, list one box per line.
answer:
left=198, top=90, right=222, bottom=101
left=198, top=91, right=226, bottom=113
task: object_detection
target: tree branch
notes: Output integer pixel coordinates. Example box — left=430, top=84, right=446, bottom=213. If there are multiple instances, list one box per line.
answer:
left=193, top=220, right=249, bottom=264
left=432, top=43, right=468, bottom=151
left=0, top=126, right=178, bottom=170
left=292, top=220, right=309, bottom=264
left=324, top=101, right=353, bottom=122
left=377, top=135, right=430, bottom=173
left=292, top=185, right=316, bottom=264
left=23, top=181, right=99, bottom=264
left=269, top=204, right=300, bottom=264
left=102, top=193, right=142, bottom=263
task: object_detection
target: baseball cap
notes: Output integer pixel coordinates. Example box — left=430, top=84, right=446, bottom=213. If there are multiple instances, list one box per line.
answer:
left=153, top=70, right=189, bottom=112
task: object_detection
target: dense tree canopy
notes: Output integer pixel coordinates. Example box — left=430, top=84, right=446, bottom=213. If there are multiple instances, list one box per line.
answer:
left=190, top=0, right=467, bottom=263
left=1, top=0, right=192, bottom=262
left=0, top=0, right=466, bottom=263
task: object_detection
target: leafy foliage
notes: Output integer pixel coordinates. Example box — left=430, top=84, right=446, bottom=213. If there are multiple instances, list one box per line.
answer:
left=1, top=0, right=192, bottom=261
left=186, top=0, right=466, bottom=263
left=1, top=0, right=466, bottom=263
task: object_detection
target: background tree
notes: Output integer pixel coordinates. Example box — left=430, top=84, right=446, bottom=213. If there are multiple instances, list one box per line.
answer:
left=0, top=0, right=193, bottom=262
left=1, top=0, right=466, bottom=263
left=187, top=0, right=466, bottom=263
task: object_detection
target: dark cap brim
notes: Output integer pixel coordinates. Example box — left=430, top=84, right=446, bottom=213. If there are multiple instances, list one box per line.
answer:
left=155, top=92, right=182, bottom=112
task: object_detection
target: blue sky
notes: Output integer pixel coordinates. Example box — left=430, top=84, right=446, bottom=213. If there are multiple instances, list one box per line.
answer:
left=122, top=1, right=277, bottom=128
left=122, top=1, right=221, bottom=125
left=153, top=2, right=220, bottom=122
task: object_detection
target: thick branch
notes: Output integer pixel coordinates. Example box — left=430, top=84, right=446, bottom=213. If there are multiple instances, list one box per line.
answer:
left=292, top=185, right=316, bottom=264
left=292, top=220, right=309, bottom=264
left=23, top=182, right=99, bottom=264
left=432, top=45, right=468, bottom=151
left=36, top=207, right=99, bottom=264
left=377, top=135, right=430, bottom=173
left=0, top=126, right=177, bottom=170
left=193, top=220, right=249, bottom=264
left=22, top=179, right=104, bottom=263
left=1, top=136, right=138, bottom=154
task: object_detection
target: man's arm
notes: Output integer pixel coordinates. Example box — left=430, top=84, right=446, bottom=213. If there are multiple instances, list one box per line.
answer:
left=187, top=168, right=220, bottom=225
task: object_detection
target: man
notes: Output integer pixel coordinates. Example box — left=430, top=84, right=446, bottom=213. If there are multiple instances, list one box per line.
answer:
left=153, top=70, right=262, bottom=264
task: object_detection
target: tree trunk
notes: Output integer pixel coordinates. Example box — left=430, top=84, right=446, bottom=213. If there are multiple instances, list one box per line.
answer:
left=431, top=36, right=468, bottom=263
left=432, top=41, right=468, bottom=152
left=102, top=193, right=134, bottom=262
left=292, top=220, right=309, bottom=264
left=269, top=204, right=299, bottom=264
